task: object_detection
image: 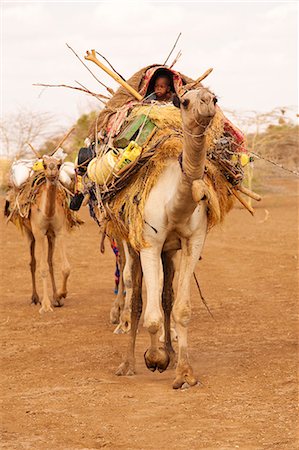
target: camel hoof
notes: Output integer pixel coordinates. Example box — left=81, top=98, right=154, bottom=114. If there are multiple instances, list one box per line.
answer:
left=115, top=361, right=135, bottom=376
left=144, top=347, right=170, bottom=373
left=31, top=294, right=40, bottom=305
left=113, top=324, right=125, bottom=334
left=39, top=304, right=53, bottom=314
left=53, top=297, right=64, bottom=308
left=172, top=364, right=198, bottom=389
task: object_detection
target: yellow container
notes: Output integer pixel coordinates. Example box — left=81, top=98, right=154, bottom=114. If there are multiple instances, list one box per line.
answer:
left=32, top=159, right=44, bottom=171
left=116, top=141, right=142, bottom=170
left=87, top=150, right=119, bottom=185
left=240, top=153, right=250, bottom=166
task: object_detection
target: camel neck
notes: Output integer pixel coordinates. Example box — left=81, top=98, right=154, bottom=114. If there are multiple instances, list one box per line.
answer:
left=44, top=180, right=57, bottom=218
left=181, top=120, right=210, bottom=181
left=168, top=118, right=211, bottom=223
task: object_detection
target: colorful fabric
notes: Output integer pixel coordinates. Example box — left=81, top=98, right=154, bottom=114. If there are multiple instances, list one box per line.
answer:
left=110, top=238, right=120, bottom=293
left=139, top=66, right=184, bottom=98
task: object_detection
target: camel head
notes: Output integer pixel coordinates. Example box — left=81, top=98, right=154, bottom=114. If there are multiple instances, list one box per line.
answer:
left=173, top=88, right=217, bottom=131
left=42, top=155, right=62, bottom=183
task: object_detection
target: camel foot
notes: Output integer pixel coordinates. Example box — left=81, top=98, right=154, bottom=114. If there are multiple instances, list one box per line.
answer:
left=115, top=360, right=136, bottom=376
left=53, top=297, right=64, bottom=308
left=172, top=363, right=198, bottom=389
left=31, top=294, right=40, bottom=305
left=110, top=305, right=120, bottom=325
left=144, top=347, right=170, bottom=373
left=52, top=291, right=67, bottom=307
left=113, top=324, right=125, bottom=334
left=39, top=303, right=53, bottom=314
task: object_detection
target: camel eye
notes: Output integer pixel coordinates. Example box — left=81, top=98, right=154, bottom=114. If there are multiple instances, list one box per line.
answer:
left=213, top=97, right=218, bottom=105
left=57, top=164, right=61, bottom=169
left=43, top=164, right=47, bottom=169
left=182, top=99, right=190, bottom=108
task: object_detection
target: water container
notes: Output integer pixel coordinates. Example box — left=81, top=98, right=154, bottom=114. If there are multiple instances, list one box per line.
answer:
left=32, top=159, right=44, bottom=171
left=115, top=141, right=142, bottom=170
left=87, top=150, right=119, bottom=185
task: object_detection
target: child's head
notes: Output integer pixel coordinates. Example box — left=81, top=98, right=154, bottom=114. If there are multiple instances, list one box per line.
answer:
left=154, top=75, right=171, bottom=100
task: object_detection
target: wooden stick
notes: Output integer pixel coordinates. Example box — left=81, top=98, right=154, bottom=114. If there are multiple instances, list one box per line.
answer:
left=85, top=50, right=143, bottom=101
left=33, top=82, right=110, bottom=102
left=95, top=51, right=126, bottom=82
left=26, top=142, right=40, bottom=158
left=231, top=188, right=255, bottom=216
left=163, top=32, right=182, bottom=66
left=66, top=43, right=115, bottom=96
left=169, top=50, right=182, bottom=69
left=194, top=68, right=213, bottom=84
left=51, top=127, right=75, bottom=156
left=237, top=185, right=261, bottom=201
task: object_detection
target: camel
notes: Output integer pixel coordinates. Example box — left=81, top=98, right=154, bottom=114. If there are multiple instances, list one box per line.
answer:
left=115, top=87, right=217, bottom=388
left=23, top=155, right=71, bottom=313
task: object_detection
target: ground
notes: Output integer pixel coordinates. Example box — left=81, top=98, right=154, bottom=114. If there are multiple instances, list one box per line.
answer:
left=0, top=174, right=298, bottom=450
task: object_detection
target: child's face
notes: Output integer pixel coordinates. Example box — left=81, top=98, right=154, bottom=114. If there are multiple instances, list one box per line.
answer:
left=154, top=77, right=170, bottom=99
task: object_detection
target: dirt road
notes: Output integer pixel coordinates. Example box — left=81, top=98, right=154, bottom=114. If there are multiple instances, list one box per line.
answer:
left=1, top=176, right=298, bottom=450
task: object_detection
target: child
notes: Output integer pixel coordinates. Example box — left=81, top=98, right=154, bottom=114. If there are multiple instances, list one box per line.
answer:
left=147, top=75, right=173, bottom=102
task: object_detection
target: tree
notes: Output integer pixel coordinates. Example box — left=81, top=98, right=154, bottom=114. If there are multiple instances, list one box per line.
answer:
left=0, top=109, right=57, bottom=158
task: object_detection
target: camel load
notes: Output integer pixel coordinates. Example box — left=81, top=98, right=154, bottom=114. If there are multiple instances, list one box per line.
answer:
left=73, top=63, right=258, bottom=250
left=5, top=149, right=82, bottom=232
left=5, top=143, right=83, bottom=313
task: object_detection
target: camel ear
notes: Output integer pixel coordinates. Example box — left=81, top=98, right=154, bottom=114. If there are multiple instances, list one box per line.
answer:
left=172, top=94, right=181, bottom=108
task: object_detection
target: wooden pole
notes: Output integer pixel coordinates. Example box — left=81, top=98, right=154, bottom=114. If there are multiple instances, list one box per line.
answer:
left=231, top=188, right=255, bottom=216
left=237, top=184, right=261, bottom=201
left=51, top=127, right=75, bottom=156
left=26, top=142, right=40, bottom=158
left=194, top=68, right=213, bottom=84
left=85, top=50, right=143, bottom=101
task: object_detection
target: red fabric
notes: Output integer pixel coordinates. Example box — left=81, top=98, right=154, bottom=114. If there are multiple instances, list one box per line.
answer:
left=223, top=117, right=247, bottom=153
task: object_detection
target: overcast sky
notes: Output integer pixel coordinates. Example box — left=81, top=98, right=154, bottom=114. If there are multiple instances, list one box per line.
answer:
left=1, top=1, right=298, bottom=135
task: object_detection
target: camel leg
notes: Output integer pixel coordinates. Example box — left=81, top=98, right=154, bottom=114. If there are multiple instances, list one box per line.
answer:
left=110, top=272, right=125, bottom=325
left=110, top=242, right=125, bottom=325
left=161, top=250, right=177, bottom=368
left=115, top=247, right=142, bottom=376
left=141, top=244, right=170, bottom=373
left=46, top=231, right=62, bottom=308
left=31, top=226, right=53, bottom=314
left=118, top=241, right=133, bottom=333
left=26, top=230, right=40, bottom=305
left=56, top=232, right=70, bottom=301
left=172, top=230, right=206, bottom=389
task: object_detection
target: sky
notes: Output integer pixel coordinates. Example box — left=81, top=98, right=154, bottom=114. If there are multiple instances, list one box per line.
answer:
left=1, top=1, right=298, bottom=138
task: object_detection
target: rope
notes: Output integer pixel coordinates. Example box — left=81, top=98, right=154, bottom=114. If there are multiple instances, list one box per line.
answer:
left=249, top=150, right=299, bottom=177
left=193, top=272, right=215, bottom=320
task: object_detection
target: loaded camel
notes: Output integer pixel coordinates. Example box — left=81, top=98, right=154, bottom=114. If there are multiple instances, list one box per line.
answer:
left=11, top=155, right=73, bottom=313
left=116, top=86, right=218, bottom=388
left=28, top=155, right=72, bottom=313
